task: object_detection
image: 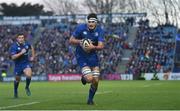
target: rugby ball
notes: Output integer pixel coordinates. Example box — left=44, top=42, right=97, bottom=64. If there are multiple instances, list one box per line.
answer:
left=82, top=38, right=91, bottom=48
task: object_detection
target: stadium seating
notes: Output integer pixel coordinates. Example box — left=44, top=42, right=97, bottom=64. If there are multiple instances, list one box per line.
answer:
left=0, top=18, right=177, bottom=79
left=125, top=19, right=176, bottom=79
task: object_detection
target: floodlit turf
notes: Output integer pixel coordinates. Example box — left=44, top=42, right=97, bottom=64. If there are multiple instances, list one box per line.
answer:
left=0, top=80, right=180, bottom=110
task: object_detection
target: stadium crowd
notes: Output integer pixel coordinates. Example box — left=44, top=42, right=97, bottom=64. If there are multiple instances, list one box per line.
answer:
left=125, top=19, right=176, bottom=78
left=0, top=21, right=128, bottom=76
left=33, top=22, right=128, bottom=75
left=0, top=18, right=176, bottom=78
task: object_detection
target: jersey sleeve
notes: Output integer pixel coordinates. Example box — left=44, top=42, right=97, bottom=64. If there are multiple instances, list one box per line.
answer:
left=26, top=42, right=32, bottom=50
left=98, top=28, right=105, bottom=42
left=72, top=25, right=82, bottom=39
left=9, top=44, right=17, bottom=56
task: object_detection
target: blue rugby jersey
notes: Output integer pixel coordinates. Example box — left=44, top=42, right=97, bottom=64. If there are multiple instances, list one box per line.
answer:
left=10, top=41, right=32, bottom=67
left=72, top=23, right=105, bottom=56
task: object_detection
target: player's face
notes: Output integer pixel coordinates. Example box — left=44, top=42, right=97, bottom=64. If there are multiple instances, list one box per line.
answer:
left=17, top=35, right=25, bottom=44
left=87, top=21, right=97, bottom=30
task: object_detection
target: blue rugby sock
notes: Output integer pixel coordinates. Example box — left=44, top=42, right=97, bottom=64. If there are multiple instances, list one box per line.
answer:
left=14, top=80, right=19, bottom=94
left=26, top=77, right=31, bottom=89
left=88, top=84, right=97, bottom=102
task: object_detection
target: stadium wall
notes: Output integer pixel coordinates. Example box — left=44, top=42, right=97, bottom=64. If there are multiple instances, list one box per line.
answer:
left=1, top=74, right=133, bottom=82
left=3, top=73, right=180, bottom=82
left=144, top=73, right=180, bottom=80
left=48, top=74, right=81, bottom=81
left=2, top=75, right=47, bottom=82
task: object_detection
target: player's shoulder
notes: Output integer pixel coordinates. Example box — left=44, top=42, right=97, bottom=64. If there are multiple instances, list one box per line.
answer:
left=11, top=42, right=18, bottom=47
left=10, top=42, right=18, bottom=52
left=25, top=41, right=31, bottom=45
left=96, top=25, right=104, bottom=32
left=97, top=25, right=103, bottom=29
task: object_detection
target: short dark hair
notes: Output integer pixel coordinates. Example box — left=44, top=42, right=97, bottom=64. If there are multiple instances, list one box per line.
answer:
left=16, top=33, right=24, bottom=38
left=87, top=13, right=97, bottom=20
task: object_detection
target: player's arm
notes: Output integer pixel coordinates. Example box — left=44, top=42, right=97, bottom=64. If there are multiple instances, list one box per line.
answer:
left=11, top=48, right=26, bottom=60
left=69, top=25, right=83, bottom=46
left=86, top=29, right=105, bottom=51
left=86, top=41, right=104, bottom=51
left=69, top=36, right=82, bottom=45
left=94, top=41, right=104, bottom=50
left=94, top=29, right=105, bottom=50
left=30, top=45, right=35, bottom=61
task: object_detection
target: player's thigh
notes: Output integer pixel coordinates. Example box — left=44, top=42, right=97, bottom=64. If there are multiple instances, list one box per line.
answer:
left=88, top=55, right=99, bottom=67
left=92, top=67, right=100, bottom=78
left=23, top=67, right=32, bottom=77
left=82, top=66, right=93, bottom=82
left=76, top=54, right=88, bottom=68
left=14, top=68, right=23, bottom=77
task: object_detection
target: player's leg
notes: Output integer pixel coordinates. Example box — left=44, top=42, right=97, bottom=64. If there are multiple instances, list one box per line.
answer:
left=23, top=67, right=32, bottom=96
left=77, top=55, right=94, bottom=85
left=14, top=75, right=21, bottom=98
left=87, top=66, right=100, bottom=105
left=81, top=66, right=93, bottom=85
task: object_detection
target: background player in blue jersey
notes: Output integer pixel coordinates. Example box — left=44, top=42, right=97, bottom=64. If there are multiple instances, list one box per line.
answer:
left=10, top=34, right=35, bottom=98
left=69, top=13, right=105, bottom=105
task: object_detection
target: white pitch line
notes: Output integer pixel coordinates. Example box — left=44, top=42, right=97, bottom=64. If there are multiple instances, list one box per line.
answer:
left=142, top=84, right=152, bottom=87
left=0, top=101, right=40, bottom=110
left=142, top=83, right=162, bottom=87
left=67, top=91, right=113, bottom=95
left=96, top=91, right=112, bottom=95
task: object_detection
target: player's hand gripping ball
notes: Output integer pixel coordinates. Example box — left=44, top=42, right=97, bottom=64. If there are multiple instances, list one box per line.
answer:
left=80, top=38, right=92, bottom=52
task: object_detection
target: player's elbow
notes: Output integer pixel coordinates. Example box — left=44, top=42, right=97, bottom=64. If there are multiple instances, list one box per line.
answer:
left=69, top=37, right=74, bottom=44
left=97, top=42, right=104, bottom=50
left=11, top=56, right=16, bottom=60
left=100, top=45, right=104, bottom=49
left=98, top=44, right=104, bottom=50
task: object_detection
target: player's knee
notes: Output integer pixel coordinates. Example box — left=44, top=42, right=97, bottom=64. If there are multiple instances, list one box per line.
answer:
left=15, top=76, right=21, bottom=82
left=92, top=77, right=99, bottom=85
left=26, top=73, right=32, bottom=78
left=85, top=75, right=93, bottom=83
left=91, top=69, right=100, bottom=84
left=94, top=78, right=99, bottom=83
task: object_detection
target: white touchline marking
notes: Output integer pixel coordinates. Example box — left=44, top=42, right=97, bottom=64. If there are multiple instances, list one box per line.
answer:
left=154, top=83, right=162, bottom=85
left=96, top=91, right=112, bottom=94
left=65, top=91, right=113, bottom=94
left=143, top=84, right=152, bottom=87
left=143, top=83, right=162, bottom=87
left=0, top=101, right=40, bottom=110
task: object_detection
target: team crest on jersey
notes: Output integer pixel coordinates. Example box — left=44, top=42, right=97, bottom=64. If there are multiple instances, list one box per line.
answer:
left=25, top=45, right=29, bottom=49
left=83, top=31, right=87, bottom=35
left=95, top=32, right=98, bottom=36
left=18, top=47, right=21, bottom=50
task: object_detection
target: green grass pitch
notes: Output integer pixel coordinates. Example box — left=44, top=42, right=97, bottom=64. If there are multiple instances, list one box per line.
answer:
left=0, top=80, right=180, bottom=110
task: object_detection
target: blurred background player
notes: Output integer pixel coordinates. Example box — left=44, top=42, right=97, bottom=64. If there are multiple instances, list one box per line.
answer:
left=9, top=34, right=35, bottom=98
left=69, top=13, right=105, bottom=105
